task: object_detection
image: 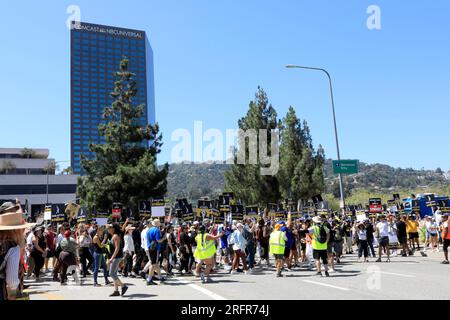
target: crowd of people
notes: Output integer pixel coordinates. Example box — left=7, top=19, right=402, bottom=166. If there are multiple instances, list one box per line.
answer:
left=1, top=199, right=450, bottom=300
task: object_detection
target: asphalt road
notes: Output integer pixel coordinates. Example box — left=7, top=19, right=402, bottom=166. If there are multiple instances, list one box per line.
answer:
left=26, top=250, right=450, bottom=300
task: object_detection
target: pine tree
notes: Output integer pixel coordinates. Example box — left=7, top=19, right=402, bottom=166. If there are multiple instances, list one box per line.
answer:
left=225, top=87, right=280, bottom=206
left=278, top=107, right=325, bottom=201
left=77, top=56, right=168, bottom=212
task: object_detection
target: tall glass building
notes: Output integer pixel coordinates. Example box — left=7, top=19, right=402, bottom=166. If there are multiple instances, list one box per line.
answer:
left=70, top=22, right=155, bottom=174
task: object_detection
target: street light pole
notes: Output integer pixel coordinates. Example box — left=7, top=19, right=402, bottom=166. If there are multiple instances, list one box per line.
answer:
left=285, top=65, right=346, bottom=212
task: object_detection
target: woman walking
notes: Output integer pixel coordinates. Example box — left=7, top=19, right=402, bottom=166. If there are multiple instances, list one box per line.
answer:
left=355, top=223, right=369, bottom=263
left=0, top=201, right=32, bottom=300
left=30, top=226, right=46, bottom=281
left=77, top=225, right=93, bottom=278
left=229, top=223, right=249, bottom=274
left=194, top=225, right=220, bottom=283
left=92, top=226, right=111, bottom=286
left=106, top=223, right=128, bottom=297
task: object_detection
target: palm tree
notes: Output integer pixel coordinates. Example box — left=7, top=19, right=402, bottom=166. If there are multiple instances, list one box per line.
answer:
left=44, top=161, right=59, bottom=175
left=20, top=148, right=36, bottom=159
left=1, top=160, right=16, bottom=174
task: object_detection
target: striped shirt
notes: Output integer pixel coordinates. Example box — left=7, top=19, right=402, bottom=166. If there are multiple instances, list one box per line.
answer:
left=0, top=245, right=20, bottom=290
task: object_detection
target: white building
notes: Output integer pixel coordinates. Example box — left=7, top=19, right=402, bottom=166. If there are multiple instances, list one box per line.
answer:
left=0, top=148, right=78, bottom=217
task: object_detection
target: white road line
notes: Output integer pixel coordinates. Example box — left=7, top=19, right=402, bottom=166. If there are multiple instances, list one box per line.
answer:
left=174, top=279, right=227, bottom=300
left=302, top=280, right=350, bottom=291
left=378, top=271, right=416, bottom=278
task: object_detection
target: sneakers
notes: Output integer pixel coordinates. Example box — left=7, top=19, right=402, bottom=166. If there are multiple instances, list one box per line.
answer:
left=276, top=272, right=283, bottom=278
left=316, top=271, right=322, bottom=276
left=325, top=271, right=330, bottom=277
left=121, top=285, right=128, bottom=296
left=375, top=258, right=382, bottom=262
left=109, top=291, right=120, bottom=297
left=94, top=283, right=101, bottom=287
left=147, top=280, right=158, bottom=285
left=386, top=258, right=391, bottom=263
left=441, top=260, right=449, bottom=264
left=202, top=277, right=213, bottom=283
left=200, top=272, right=205, bottom=282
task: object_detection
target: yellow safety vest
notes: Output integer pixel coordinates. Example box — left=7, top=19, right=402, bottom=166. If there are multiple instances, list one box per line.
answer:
left=194, top=233, right=216, bottom=260
left=311, top=225, right=328, bottom=250
left=269, top=230, right=285, bottom=255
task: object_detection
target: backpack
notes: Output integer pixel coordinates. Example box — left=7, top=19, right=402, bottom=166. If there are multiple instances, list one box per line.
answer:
left=316, top=225, right=328, bottom=244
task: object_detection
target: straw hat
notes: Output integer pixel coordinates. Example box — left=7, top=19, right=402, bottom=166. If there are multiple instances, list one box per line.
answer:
left=0, top=209, right=35, bottom=231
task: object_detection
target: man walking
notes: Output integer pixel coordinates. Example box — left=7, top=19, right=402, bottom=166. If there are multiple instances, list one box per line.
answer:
left=308, top=216, right=330, bottom=277
left=269, top=223, right=287, bottom=277
left=375, top=214, right=391, bottom=262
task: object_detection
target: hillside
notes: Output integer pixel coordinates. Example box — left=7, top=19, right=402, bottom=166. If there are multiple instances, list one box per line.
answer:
left=164, top=160, right=449, bottom=201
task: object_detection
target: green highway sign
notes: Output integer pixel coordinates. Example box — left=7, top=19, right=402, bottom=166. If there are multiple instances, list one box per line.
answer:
left=332, top=160, right=359, bottom=174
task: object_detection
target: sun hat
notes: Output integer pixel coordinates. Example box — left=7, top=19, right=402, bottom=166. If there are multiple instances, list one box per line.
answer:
left=152, top=219, right=161, bottom=227
left=0, top=208, right=35, bottom=231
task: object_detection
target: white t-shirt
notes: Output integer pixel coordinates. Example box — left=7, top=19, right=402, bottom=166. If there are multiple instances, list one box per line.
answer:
left=26, top=232, right=34, bottom=252
left=357, top=229, right=367, bottom=241
left=376, top=221, right=389, bottom=237
left=141, top=227, right=148, bottom=251
left=123, top=234, right=135, bottom=254
left=435, top=211, right=442, bottom=225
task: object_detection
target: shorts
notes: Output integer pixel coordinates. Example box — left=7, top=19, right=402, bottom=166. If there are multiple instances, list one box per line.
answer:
left=46, top=249, right=55, bottom=258
left=109, top=258, right=121, bottom=281
left=398, top=236, right=408, bottom=245
left=408, top=232, right=419, bottom=240
left=284, top=247, right=291, bottom=258
left=379, top=236, right=389, bottom=247
left=443, top=239, right=450, bottom=253
left=148, top=249, right=158, bottom=265
left=313, top=249, right=328, bottom=265
left=274, top=254, right=284, bottom=260
left=220, top=247, right=230, bottom=257
left=327, top=243, right=333, bottom=254
left=290, top=239, right=297, bottom=251
left=332, top=242, right=343, bottom=255
left=300, top=242, right=306, bottom=252
left=426, top=232, right=437, bottom=239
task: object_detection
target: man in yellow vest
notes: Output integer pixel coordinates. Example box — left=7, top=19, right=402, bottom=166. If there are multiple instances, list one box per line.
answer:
left=194, top=225, right=220, bottom=283
left=269, top=223, right=288, bottom=277
left=308, top=216, right=330, bottom=277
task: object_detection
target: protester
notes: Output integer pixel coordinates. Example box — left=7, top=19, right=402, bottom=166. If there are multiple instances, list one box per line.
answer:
left=218, top=221, right=232, bottom=270
left=229, top=223, right=249, bottom=274
left=406, top=215, right=420, bottom=251
left=106, top=223, right=128, bottom=297
left=122, top=225, right=135, bottom=277
left=424, top=216, right=439, bottom=252
left=309, top=216, right=330, bottom=277
left=58, top=230, right=79, bottom=285
left=92, top=226, right=110, bottom=286
left=43, top=225, right=56, bottom=273
left=355, top=222, right=368, bottom=262
left=364, top=219, right=376, bottom=258
left=0, top=201, right=31, bottom=300
left=256, top=219, right=271, bottom=267
left=146, top=219, right=165, bottom=285
left=193, top=225, right=221, bottom=283
left=441, top=213, right=450, bottom=264
left=243, top=217, right=256, bottom=270
left=375, top=214, right=391, bottom=262
left=269, top=223, right=287, bottom=277
left=77, top=225, right=93, bottom=278
left=397, top=215, right=411, bottom=256
left=30, top=226, right=46, bottom=281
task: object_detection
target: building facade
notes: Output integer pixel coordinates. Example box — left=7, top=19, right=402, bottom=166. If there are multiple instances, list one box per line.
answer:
left=0, top=148, right=78, bottom=217
left=70, top=21, right=156, bottom=174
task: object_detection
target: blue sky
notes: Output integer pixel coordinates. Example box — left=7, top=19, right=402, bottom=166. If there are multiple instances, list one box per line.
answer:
left=1, top=0, right=449, bottom=170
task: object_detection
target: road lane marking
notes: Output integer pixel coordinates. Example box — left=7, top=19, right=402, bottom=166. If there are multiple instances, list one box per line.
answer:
left=378, top=271, right=415, bottom=278
left=174, top=279, right=227, bottom=300
left=302, top=280, right=350, bottom=291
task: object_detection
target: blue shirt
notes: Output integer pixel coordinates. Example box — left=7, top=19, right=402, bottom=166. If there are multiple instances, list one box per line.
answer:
left=146, top=226, right=162, bottom=251
left=218, top=226, right=232, bottom=249
left=280, top=226, right=293, bottom=248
